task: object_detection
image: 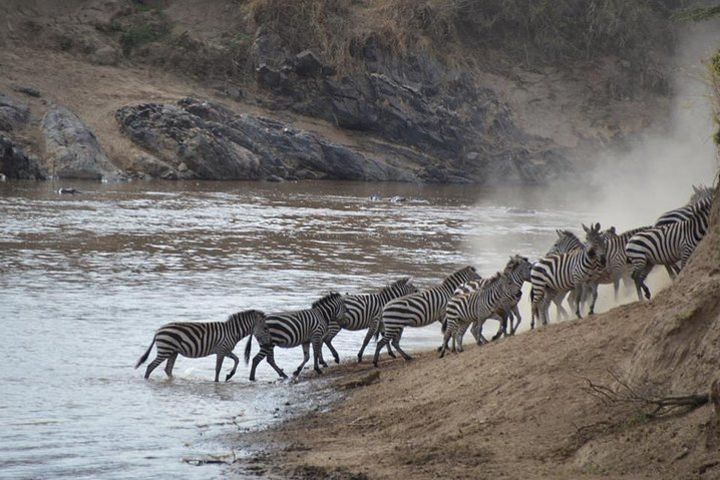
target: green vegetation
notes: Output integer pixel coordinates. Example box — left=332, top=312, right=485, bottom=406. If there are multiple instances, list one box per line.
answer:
left=119, top=14, right=171, bottom=56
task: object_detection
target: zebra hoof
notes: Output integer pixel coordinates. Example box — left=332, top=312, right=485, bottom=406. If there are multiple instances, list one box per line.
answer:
left=373, top=361, right=379, bottom=368
left=314, top=368, right=323, bottom=375
left=280, top=372, right=288, bottom=380
left=249, top=375, right=256, bottom=382
left=333, top=357, right=340, bottom=364
left=357, top=356, right=363, bottom=363
left=387, top=352, right=397, bottom=359
left=293, top=369, right=301, bottom=377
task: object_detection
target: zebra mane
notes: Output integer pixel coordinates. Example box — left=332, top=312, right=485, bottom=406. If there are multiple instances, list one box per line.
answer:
left=226, top=309, right=264, bottom=323
left=556, top=229, right=579, bottom=240
left=384, top=276, right=412, bottom=290
left=312, top=292, right=342, bottom=309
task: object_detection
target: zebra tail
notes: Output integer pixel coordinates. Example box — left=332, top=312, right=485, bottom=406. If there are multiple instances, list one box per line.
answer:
left=244, top=336, right=253, bottom=364
left=134, top=337, right=155, bottom=369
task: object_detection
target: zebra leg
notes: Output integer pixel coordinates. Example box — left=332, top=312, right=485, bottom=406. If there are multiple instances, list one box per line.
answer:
left=312, top=339, right=324, bottom=375
left=511, top=306, right=521, bottom=334
left=391, top=334, right=412, bottom=361
left=373, top=336, right=390, bottom=367
left=357, top=322, right=378, bottom=363
left=439, top=326, right=452, bottom=358
left=214, top=354, right=225, bottom=382
left=225, top=352, right=240, bottom=382
left=323, top=336, right=340, bottom=364
left=164, top=353, right=178, bottom=378
left=613, top=278, right=620, bottom=301
left=294, top=343, right=311, bottom=377
left=249, top=345, right=268, bottom=381
left=144, top=355, right=167, bottom=380
left=491, top=317, right=505, bottom=341
left=589, top=284, right=599, bottom=315
left=265, top=348, right=287, bottom=380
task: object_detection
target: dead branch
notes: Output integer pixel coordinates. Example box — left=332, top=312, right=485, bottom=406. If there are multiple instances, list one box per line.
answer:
left=581, top=369, right=709, bottom=419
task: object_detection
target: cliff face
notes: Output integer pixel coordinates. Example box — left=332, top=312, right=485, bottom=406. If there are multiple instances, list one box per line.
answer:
left=0, top=0, right=685, bottom=182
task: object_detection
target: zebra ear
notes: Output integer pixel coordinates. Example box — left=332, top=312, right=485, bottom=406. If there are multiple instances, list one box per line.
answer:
left=693, top=185, right=700, bottom=193
left=582, top=224, right=589, bottom=233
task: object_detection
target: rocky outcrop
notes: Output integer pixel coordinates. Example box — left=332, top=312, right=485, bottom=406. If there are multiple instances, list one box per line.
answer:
left=41, top=106, right=125, bottom=181
left=0, top=93, right=30, bottom=132
left=252, top=47, right=570, bottom=184
left=0, top=134, right=46, bottom=180
left=116, top=98, right=417, bottom=182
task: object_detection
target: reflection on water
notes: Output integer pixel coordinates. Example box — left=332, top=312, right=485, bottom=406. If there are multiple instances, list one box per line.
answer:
left=0, top=180, right=588, bottom=479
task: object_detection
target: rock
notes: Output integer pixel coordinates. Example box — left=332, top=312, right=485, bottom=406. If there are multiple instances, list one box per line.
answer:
left=89, top=45, right=120, bottom=66
left=265, top=174, right=284, bottom=182
left=41, top=106, right=125, bottom=181
left=115, top=97, right=416, bottom=182
left=0, top=93, right=30, bottom=132
left=251, top=27, right=287, bottom=67
left=256, top=64, right=282, bottom=89
left=57, top=188, right=80, bottom=194
left=0, top=134, right=46, bottom=180
left=12, top=85, right=41, bottom=98
left=293, top=50, right=323, bottom=77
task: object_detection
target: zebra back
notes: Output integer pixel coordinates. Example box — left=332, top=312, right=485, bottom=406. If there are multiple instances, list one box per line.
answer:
left=260, top=293, right=344, bottom=348
left=547, top=229, right=583, bottom=256
left=383, top=266, right=479, bottom=328
left=338, top=277, right=417, bottom=330
left=655, top=195, right=713, bottom=227
left=153, top=309, right=265, bottom=359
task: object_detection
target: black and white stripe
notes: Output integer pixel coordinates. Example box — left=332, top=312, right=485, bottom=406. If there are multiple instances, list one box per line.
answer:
left=544, top=230, right=584, bottom=319
left=245, top=293, right=345, bottom=380
left=626, top=199, right=711, bottom=300
left=530, top=223, right=607, bottom=327
left=324, top=277, right=417, bottom=364
left=372, top=266, right=479, bottom=366
left=448, top=255, right=532, bottom=347
left=654, top=194, right=713, bottom=227
left=439, top=272, right=520, bottom=357
left=135, top=309, right=265, bottom=382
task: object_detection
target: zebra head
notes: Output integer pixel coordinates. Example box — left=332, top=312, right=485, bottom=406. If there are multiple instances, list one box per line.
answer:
left=582, top=223, right=607, bottom=267
left=601, top=226, right=617, bottom=239
left=689, top=184, right=714, bottom=205
left=504, top=255, right=533, bottom=282
left=547, top=229, right=582, bottom=256
left=442, top=266, right=480, bottom=291
left=382, top=276, right=418, bottom=297
left=312, top=292, right=345, bottom=324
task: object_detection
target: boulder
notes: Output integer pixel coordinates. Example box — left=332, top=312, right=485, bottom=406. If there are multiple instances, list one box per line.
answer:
left=0, top=134, right=46, bottom=180
left=41, top=106, right=125, bottom=181
left=293, top=50, right=323, bottom=77
left=0, top=93, right=30, bottom=132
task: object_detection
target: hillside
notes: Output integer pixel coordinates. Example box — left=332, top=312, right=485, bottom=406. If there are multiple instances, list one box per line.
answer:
left=229, top=181, right=720, bottom=479
left=0, top=0, right=700, bottom=183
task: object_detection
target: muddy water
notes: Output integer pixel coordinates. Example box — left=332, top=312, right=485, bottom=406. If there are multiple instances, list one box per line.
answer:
left=0, top=180, right=590, bottom=479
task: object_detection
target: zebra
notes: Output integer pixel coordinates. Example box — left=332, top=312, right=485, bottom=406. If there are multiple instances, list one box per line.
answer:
left=450, top=255, right=533, bottom=347
left=323, top=277, right=418, bottom=364
left=372, top=266, right=479, bottom=366
left=655, top=193, right=713, bottom=227
left=439, top=272, right=520, bottom=358
left=543, top=229, right=584, bottom=319
left=530, top=223, right=608, bottom=328
left=626, top=199, right=711, bottom=301
left=135, top=309, right=265, bottom=382
left=688, top=184, right=714, bottom=205
left=245, top=292, right=345, bottom=380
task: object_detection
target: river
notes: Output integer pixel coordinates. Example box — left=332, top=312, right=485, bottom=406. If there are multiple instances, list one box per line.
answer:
left=0, top=180, right=593, bottom=479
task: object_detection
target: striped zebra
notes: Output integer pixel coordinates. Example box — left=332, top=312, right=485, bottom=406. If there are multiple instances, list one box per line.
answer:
left=324, top=277, right=417, bottom=364
left=688, top=184, right=714, bottom=206
left=530, top=223, right=608, bottom=328
left=594, top=225, right=650, bottom=301
left=451, top=255, right=532, bottom=346
left=372, top=266, right=479, bottom=366
left=245, top=292, right=345, bottom=380
left=439, top=272, right=520, bottom=358
left=135, top=309, right=265, bottom=382
left=544, top=229, right=584, bottom=319
left=655, top=193, right=713, bottom=227
left=626, top=199, right=711, bottom=301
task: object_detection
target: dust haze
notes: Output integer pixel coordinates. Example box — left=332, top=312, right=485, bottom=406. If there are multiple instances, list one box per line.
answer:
left=472, top=24, right=720, bottom=326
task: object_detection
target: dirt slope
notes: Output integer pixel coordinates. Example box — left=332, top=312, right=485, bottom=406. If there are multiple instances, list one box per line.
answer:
left=230, top=187, right=720, bottom=480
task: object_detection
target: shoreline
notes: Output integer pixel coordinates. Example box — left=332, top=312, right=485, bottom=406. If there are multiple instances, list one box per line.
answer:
left=226, top=293, right=720, bottom=479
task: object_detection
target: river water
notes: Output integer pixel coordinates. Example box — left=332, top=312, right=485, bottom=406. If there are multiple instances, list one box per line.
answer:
left=0, top=180, right=594, bottom=479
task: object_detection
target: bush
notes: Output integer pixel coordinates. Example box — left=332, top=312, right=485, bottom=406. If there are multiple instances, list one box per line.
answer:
left=120, top=20, right=170, bottom=56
